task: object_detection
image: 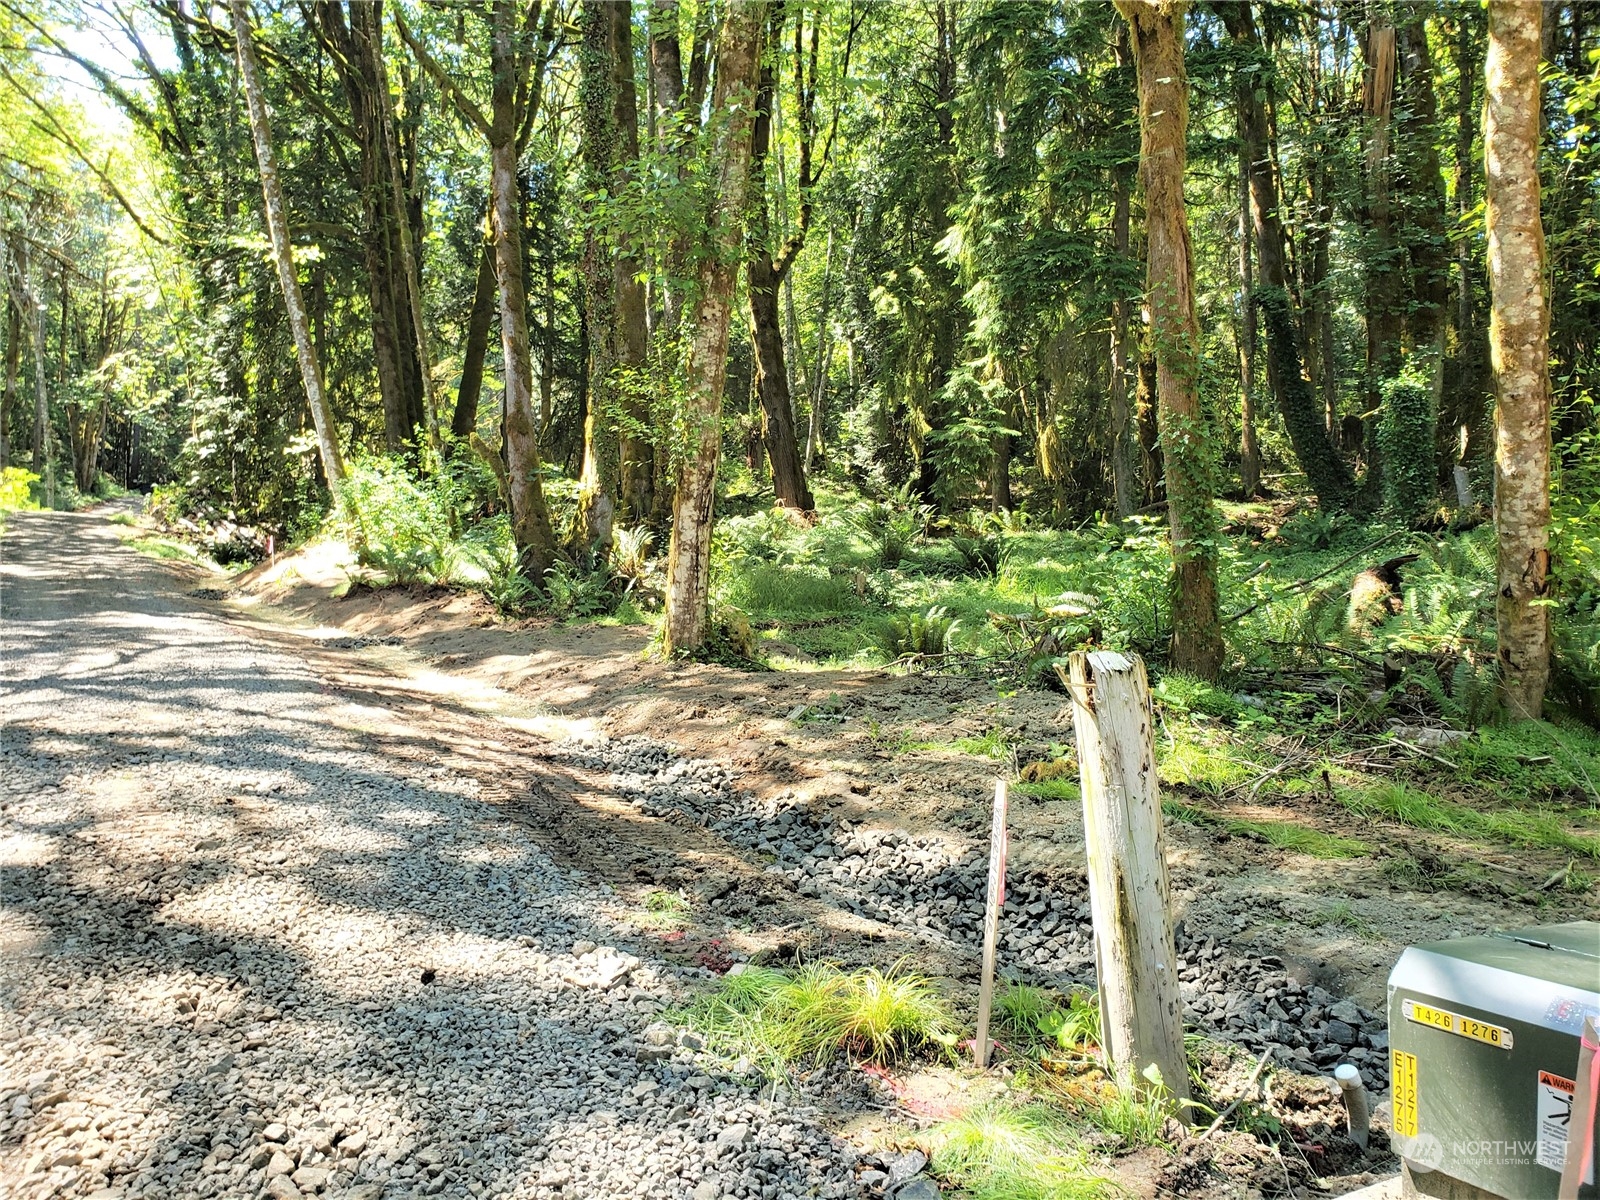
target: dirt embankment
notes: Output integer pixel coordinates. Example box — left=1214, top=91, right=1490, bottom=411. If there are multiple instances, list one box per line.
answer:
left=222, top=543, right=1592, bottom=1017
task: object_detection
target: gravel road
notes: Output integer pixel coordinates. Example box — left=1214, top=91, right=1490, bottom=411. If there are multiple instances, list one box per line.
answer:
left=0, top=509, right=865, bottom=1200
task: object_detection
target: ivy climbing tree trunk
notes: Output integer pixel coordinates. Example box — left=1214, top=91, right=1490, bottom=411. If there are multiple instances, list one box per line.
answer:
left=1485, top=0, right=1552, bottom=719
left=663, top=0, right=768, bottom=655
left=229, top=0, right=346, bottom=492
left=1116, top=0, right=1223, bottom=682
left=1220, top=1, right=1349, bottom=508
left=1109, top=44, right=1139, bottom=521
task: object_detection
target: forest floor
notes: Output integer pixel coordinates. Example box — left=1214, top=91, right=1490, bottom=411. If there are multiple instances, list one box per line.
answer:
left=4, top=503, right=1596, bottom=1200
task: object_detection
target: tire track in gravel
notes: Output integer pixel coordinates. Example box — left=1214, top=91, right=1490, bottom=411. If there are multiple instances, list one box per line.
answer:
left=0, top=507, right=885, bottom=1200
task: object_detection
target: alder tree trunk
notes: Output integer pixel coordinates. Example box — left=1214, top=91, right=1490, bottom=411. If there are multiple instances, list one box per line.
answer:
left=488, top=1, right=559, bottom=577
left=319, top=1, right=418, bottom=452
left=0, top=296, right=18, bottom=469
left=365, top=0, right=440, bottom=457
left=577, top=0, right=653, bottom=553
left=663, top=1, right=768, bottom=654
left=1117, top=0, right=1224, bottom=682
left=1448, top=14, right=1489, bottom=474
left=1485, top=0, right=1552, bottom=719
left=452, top=240, right=495, bottom=439
left=1364, top=14, right=1404, bottom=409
left=1221, top=1, right=1350, bottom=507
left=229, top=0, right=346, bottom=491
left=744, top=5, right=815, bottom=511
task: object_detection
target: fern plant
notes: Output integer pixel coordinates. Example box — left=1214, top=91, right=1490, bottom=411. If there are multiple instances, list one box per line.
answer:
left=873, top=605, right=959, bottom=661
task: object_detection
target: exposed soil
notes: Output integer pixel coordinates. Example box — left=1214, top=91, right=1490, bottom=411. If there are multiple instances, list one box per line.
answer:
left=231, top=540, right=1593, bottom=1017
left=44, top=518, right=1591, bottom=1198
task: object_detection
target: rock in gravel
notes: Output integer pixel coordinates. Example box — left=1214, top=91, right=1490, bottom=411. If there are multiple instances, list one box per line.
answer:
left=265, top=1149, right=297, bottom=1177
left=290, top=1165, right=329, bottom=1191
left=692, top=1181, right=720, bottom=1200
left=1325, top=1020, right=1359, bottom=1047
left=715, top=1123, right=752, bottom=1154
left=262, top=1122, right=288, bottom=1144
left=262, top=1177, right=301, bottom=1200
left=891, top=1178, right=941, bottom=1200
left=886, top=1150, right=928, bottom=1182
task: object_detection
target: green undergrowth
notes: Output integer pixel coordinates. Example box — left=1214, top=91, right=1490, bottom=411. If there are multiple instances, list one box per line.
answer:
left=1163, top=799, right=1373, bottom=859
left=1338, top=780, right=1600, bottom=858
left=127, top=534, right=220, bottom=567
left=680, top=962, right=952, bottom=1078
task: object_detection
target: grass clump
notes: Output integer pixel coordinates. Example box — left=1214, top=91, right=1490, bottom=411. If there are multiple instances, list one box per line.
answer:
left=685, top=961, right=951, bottom=1075
left=1015, top=777, right=1081, bottom=804
left=632, top=889, right=689, bottom=929
left=1341, top=781, right=1600, bottom=858
left=1163, top=799, right=1372, bottom=860
left=927, top=1100, right=1111, bottom=1200
left=128, top=535, right=212, bottom=565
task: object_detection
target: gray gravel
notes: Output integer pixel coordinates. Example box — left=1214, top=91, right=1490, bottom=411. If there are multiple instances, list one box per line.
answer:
left=554, top=733, right=1390, bottom=1090
left=0, top=510, right=868, bottom=1200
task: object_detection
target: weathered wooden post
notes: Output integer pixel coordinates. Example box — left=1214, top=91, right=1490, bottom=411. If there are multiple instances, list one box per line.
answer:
left=1065, top=649, right=1191, bottom=1119
left=972, top=779, right=1009, bottom=1069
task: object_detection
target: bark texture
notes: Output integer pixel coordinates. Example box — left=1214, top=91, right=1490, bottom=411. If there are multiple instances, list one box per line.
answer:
left=577, top=0, right=653, bottom=556
left=452, top=240, right=496, bottom=440
left=488, top=4, right=559, bottom=577
left=1485, top=0, right=1552, bottom=719
left=744, top=3, right=816, bottom=512
left=663, top=1, right=768, bottom=654
left=1116, top=0, right=1223, bottom=682
left=1109, top=55, right=1139, bottom=520
left=230, top=0, right=346, bottom=491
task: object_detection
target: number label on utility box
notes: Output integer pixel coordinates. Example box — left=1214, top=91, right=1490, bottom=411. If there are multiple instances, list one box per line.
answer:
left=1403, top=999, right=1514, bottom=1050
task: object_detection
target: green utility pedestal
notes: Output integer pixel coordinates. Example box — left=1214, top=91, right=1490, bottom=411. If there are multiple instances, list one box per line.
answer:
left=1389, top=922, right=1600, bottom=1200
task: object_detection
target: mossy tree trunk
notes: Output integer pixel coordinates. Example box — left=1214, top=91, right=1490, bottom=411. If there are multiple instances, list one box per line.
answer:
left=663, top=1, right=769, bottom=654
left=1220, top=0, right=1350, bottom=508
left=1485, top=0, right=1552, bottom=719
left=1115, top=0, right=1223, bottom=682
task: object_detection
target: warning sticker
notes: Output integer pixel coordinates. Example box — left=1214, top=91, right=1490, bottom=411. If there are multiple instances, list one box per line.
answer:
left=1393, top=1050, right=1419, bottom=1138
left=1537, top=1070, right=1594, bottom=1183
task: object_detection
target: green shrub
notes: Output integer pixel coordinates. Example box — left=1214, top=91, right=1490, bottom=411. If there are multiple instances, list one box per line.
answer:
left=1378, top=375, right=1438, bottom=523
left=0, top=467, right=40, bottom=513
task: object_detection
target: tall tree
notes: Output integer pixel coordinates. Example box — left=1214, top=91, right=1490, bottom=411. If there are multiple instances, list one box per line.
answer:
left=1109, top=24, right=1139, bottom=518
left=398, top=0, right=562, bottom=577
left=228, top=0, right=346, bottom=491
left=1485, top=0, right=1552, bottom=718
left=1219, top=1, right=1350, bottom=508
left=577, top=0, right=652, bottom=555
left=743, top=3, right=851, bottom=512
left=1115, top=0, right=1223, bottom=681
left=663, top=0, right=769, bottom=653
